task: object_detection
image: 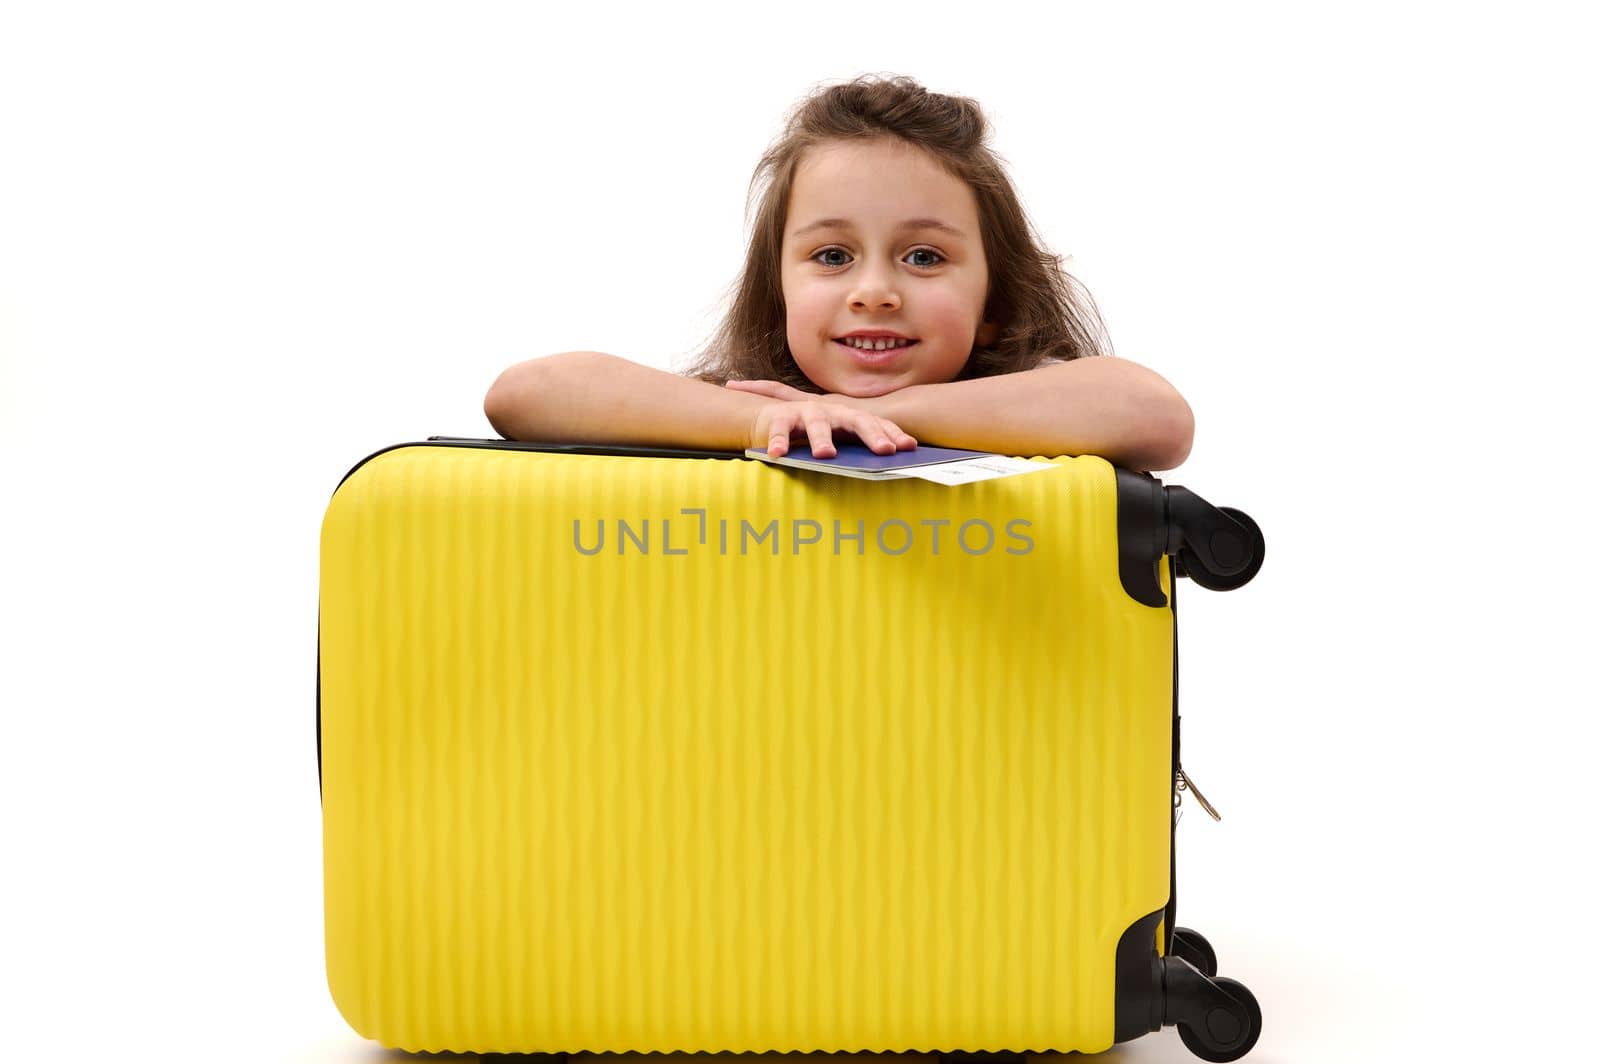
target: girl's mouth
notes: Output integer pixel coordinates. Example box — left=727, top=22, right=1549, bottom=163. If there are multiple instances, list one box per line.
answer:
left=834, top=339, right=918, bottom=366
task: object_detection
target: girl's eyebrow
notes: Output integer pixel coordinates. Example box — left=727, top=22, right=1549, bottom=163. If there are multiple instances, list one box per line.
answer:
left=791, top=217, right=968, bottom=239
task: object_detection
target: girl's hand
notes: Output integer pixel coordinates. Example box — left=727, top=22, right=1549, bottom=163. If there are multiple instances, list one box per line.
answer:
left=727, top=378, right=877, bottom=411
left=727, top=378, right=824, bottom=403
left=747, top=398, right=917, bottom=459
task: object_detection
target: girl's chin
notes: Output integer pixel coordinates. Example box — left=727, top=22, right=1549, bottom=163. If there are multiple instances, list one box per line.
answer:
left=831, top=377, right=906, bottom=399
left=823, top=364, right=916, bottom=396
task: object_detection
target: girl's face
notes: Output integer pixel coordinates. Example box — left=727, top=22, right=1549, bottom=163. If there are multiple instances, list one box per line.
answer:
left=780, top=137, right=998, bottom=398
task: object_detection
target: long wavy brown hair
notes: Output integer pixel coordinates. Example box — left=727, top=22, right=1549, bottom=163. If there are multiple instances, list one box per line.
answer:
left=679, top=73, right=1111, bottom=392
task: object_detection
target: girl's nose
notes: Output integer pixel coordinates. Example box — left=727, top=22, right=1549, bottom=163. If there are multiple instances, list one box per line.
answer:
left=849, top=277, right=901, bottom=311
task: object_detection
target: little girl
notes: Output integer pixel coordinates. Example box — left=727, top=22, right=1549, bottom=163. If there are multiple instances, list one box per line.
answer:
left=485, top=74, right=1194, bottom=472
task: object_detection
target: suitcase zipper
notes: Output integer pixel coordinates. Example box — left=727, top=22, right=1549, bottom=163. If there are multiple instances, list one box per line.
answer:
left=1175, top=767, right=1221, bottom=822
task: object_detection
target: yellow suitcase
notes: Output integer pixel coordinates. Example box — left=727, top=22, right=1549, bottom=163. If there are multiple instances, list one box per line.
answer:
left=317, top=438, right=1265, bottom=1060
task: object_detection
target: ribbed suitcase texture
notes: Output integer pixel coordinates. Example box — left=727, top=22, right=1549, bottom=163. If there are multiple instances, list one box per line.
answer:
left=319, top=444, right=1175, bottom=1055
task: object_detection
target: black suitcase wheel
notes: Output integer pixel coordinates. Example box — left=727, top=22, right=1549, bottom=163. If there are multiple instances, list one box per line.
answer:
left=1170, top=926, right=1219, bottom=978
left=1176, top=976, right=1261, bottom=1062
left=1179, top=506, right=1264, bottom=591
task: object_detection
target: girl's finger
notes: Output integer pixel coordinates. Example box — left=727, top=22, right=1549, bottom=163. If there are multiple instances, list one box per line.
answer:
left=765, top=383, right=808, bottom=402
left=866, top=413, right=910, bottom=454
left=882, top=418, right=917, bottom=450
left=856, top=414, right=895, bottom=454
left=868, top=416, right=912, bottom=449
left=766, top=408, right=795, bottom=456
left=805, top=412, right=836, bottom=458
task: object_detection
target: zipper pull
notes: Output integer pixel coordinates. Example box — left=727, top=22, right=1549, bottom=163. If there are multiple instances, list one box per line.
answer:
left=1176, top=767, right=1222, bottom=822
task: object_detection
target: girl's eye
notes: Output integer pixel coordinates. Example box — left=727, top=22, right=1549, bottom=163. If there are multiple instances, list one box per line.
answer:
left=811, top=247, right=946, bottom=269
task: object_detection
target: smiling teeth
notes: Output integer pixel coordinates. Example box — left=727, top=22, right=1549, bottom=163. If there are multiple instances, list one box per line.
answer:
left=843, top=338, right=913, bottom=350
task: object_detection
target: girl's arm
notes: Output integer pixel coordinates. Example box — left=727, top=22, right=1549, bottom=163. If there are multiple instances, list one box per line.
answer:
left=485, top=351, right=770, bottom=451
left=858, top=357, right=1194, bottom=471
left=491, top=351, right=1193, bottom=470
left=484, top=351, right=914, bottom=456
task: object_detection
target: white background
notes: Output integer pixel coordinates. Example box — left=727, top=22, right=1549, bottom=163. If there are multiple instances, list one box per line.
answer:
left=2, top=2, right=1594, bottom=1061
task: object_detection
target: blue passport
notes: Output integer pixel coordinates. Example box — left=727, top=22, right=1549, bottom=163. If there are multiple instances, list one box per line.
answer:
left=743, top=441, right=992, bottom=480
